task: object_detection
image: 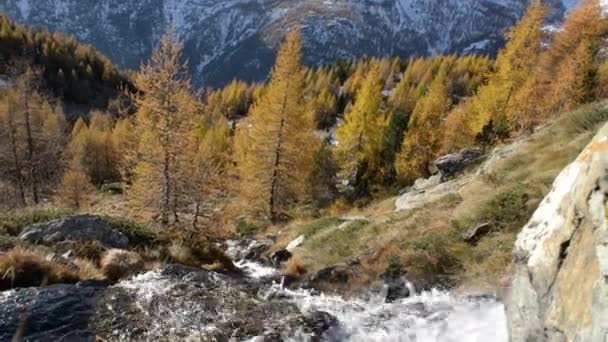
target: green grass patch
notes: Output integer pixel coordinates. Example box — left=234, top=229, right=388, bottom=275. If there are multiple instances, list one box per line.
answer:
left=103, top=216, right=158, bottom=246
left=298, top=217, right=340, bottom=238
left=0, top=208, right=74, bottom=236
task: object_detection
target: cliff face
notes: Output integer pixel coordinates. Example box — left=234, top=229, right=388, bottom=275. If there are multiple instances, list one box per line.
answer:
left=507, top=122, right=608, bottom=341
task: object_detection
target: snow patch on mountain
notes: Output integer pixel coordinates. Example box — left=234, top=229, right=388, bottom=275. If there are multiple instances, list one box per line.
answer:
left=1, top=0, right=581, bottom=87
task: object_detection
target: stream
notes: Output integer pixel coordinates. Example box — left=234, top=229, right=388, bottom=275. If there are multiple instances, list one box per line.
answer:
left=0, top=241, right=508, bottom=341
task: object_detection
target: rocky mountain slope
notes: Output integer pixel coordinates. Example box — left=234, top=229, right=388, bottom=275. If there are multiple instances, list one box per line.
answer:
left=1, top=0, right=577, bottom=87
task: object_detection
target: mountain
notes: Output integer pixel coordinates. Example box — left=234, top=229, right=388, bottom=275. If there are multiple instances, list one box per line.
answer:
left=0, top=0, right=578, bottom=87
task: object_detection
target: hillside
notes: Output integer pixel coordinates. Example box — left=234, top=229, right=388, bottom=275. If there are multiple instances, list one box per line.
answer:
left=1, top=0, right=577, bottom=86
left=267, top=102, right=608, bottom=295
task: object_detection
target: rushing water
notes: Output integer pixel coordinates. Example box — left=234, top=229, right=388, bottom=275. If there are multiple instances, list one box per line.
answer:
left=277, top=286, right=507, bottom=342
left=110, top=256, right=508, bottom=342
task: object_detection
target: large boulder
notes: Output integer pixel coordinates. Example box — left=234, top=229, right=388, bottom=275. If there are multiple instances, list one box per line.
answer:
left=0, top=284, right=105, bottom=341
left=506, top=123, right=608, bottom=341
left=433, top=147, right=483, bottom=178
left=19, top=215, right=129, bottom=249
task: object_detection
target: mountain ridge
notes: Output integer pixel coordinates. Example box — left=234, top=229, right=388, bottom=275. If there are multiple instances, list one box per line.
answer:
left=1, top=0, right=578, bottom=87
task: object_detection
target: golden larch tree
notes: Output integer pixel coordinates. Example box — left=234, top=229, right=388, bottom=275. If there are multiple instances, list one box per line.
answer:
left=335, top=65, right=385, bottom=196
left=234, top=30, right=316, bottom=222
left=129, top=33, right=198, bottom=225
left=397, top=67, right=452, bottom=183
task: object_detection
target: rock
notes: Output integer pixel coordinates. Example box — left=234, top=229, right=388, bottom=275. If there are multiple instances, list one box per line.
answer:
left=286, top=235, right=306, bottom=253
left=462, top=222, right=492, bottom=245
left=270, top=249, right=293, bottom=266
left=19, top=215, right=129, bottom=249
left=96, top=265, right=337, bottom=341
left=413, top=174, right=443, bottom=191
left=476, top=140, right=523, bottom=176
left=506, top=123, right=608, bottom=342
left=395, top=179, right=464, bottom=212
left=337, top=216, right=368, bottom=230
left=384, top=276, right=414, bottom=303
left=433, top=147, right=483, bottom=178
left=0, top=284, right=105, bottom=341
left=225, top=239, right=274, bottom=263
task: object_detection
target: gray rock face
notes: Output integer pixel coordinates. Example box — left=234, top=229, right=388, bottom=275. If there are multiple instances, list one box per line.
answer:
left=0, top=0, right=575, bottom=87
left=433, top=147, right=483, bottom=178
left=19, top=215, right=129, bottom=249
left=0, top=284, right=105, bottom=341
left=506, top=123, right=608, bottom=341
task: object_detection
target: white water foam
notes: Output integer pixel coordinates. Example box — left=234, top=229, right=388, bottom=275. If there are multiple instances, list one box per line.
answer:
left=275, top=286, right=507, bottom=342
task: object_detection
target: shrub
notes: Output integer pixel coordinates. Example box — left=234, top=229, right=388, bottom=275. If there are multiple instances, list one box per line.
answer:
left=100, top=249, right=144, bottom=282
left=0, top=247, right=80, bottom=290
left=0, top=208, right=74, bottom=236
left=234, top=218, right=264, bottom=238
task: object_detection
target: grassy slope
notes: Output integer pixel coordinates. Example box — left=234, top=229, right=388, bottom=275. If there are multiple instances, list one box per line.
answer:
left=272, top=102, right=608, bottom=295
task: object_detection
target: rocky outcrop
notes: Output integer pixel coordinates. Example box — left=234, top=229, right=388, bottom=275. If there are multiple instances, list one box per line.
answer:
left=506, top=123, right=608, bottom=341
left=433, top=147, right=483, bottom=178
left=19, top=215, right=129, bottom=249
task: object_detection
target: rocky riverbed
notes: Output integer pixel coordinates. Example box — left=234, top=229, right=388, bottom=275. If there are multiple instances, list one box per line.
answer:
left=0, top=239, right=508, bottom=341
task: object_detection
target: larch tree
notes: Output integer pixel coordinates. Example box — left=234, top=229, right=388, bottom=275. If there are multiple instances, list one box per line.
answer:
left=0, top=70, right=65, bottom=207
left=129, top=33, right=198, bottom=225
left=470, top=1, right=547, bottom=133
left=397, top=67, right=452, bottom=183
left=234, top=30, right=316, bottom=222
left=335, top=65, right=385, bottom=197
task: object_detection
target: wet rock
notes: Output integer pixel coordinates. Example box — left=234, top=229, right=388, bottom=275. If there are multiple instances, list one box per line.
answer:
left=19, top=215, right=129, bottom=249
left=507, top=123, right=608, bottom=342
left=225, top=239, right=273, bottom=263
left=0, top=284, right=105, bottom=341
left=462, top=222, right=492, bottom=245
left=433, top=147, right=483, bottom=178
left=300, top=311, right=339, bottom=338
left=270, top=249, right=293, bottom=266
left=96, top=265, right=336, bottom=341
left=385, top=277, right=414, bottom=303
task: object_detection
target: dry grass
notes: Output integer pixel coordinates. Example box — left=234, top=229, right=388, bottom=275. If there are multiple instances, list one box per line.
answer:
left=283, top=255, right=307, bottom=278
left=0, top=247, right=79, bottom=290
left=276, top=103, right=608, bottom=295
left=100, top=249, right=144, bottom=282
left=73, top=258, right=105, bottom=280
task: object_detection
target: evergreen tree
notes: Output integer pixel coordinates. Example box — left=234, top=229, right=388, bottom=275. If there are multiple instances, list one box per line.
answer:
left=335, top=65, right=385, bottom=197
left=397, top=67, right=452, bottom=183
left=234, top=30, right=316, bottom=222
left=470, top=1, right=547, bottom=133
left=129, top=33, right=198, bottom=225
left=0, top=70, right=66, bottom=206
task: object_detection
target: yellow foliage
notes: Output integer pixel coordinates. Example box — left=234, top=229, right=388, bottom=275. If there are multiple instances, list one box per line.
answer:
left=234, top=30, right=317, bottom=221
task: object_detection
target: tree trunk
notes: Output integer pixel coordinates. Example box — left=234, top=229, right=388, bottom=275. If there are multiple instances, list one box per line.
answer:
left=269, top=83, right=290, bottom=222
left=6, top=98, right=26, bottom=206
left=23, top=101, right=39, bottom=204
left=161, top=147, right=171, bottom=225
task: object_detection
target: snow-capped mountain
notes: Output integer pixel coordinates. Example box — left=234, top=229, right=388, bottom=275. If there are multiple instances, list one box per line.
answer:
left=1, top=0, right=578, bottom=87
